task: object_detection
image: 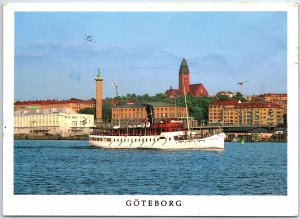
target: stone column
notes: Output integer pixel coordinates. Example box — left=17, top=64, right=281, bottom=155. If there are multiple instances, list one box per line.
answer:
left=95, top=67, right=103, bottom=124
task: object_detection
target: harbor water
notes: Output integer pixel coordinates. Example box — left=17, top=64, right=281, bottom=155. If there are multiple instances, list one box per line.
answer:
left=14, top=140, right=287, bottom=195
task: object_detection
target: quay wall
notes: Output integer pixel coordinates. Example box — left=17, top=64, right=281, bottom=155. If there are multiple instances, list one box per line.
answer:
left=14, top=134, right=89, bottom=140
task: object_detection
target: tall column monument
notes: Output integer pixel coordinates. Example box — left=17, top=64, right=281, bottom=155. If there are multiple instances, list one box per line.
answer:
left=95, top=67, right=103, bottom=123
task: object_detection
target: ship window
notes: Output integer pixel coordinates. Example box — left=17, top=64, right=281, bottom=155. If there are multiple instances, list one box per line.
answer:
left=153, top=138, right=155, bottom=141
left=159, top=137, right=165, bottom=139
left=169, top=137, right=171, bottom=141
left=146, top=139, right=147, bottom=142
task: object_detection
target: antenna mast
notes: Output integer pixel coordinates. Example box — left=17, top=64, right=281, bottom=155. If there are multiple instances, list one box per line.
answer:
left=237, top=80, right=248, bottom=94
left=112, top=82, right=120, bottom=127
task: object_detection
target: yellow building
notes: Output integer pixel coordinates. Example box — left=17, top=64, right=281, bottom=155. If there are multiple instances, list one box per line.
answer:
left=254, top=93, right=287, bottom=114
left=112, top=102, right=187, bottom=124
left=209, top=100, right=284, bottom=127
left=14, top=108, right=94, bottom=137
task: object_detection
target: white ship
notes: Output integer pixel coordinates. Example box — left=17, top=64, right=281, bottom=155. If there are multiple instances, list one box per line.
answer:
left=89, top=119, right=225, bottom=150
left=89, top=81, right=224, bottom=150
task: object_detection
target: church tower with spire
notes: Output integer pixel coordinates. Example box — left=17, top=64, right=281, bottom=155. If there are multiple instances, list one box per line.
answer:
left=178, top=58, right=190, bottom=95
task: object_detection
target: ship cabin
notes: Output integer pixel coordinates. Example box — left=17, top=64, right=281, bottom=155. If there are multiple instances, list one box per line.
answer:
left=90, top=119, right=185, bottom=137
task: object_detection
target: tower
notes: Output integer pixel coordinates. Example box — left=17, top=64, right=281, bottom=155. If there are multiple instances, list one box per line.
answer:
left=178, top=58, right=190, bottom=95
left=95, top=67, right=103, bottom=123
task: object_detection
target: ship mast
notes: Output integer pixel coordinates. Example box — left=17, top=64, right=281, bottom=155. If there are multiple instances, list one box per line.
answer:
left=183, top=80, right=190, bottom=132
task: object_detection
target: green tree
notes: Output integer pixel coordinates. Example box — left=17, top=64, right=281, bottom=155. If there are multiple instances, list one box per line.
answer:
left=79, top=105, right=112, bottom=122
left=154, top=93, right=167, bottom=102
left=216, top=94, right=230, bottom=101
left=172, top=95, right=213, bottom=123
left=79, top=107, right=96, bottom=116
left=233, top=92, right=246, bottom=102
left=70, top=97, right=81, bottom=101
left=102, top=104, right=112, bottom=122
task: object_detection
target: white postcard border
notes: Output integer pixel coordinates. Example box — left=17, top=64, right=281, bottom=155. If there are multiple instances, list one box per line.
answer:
left=3, top=2, right=298, bottom=216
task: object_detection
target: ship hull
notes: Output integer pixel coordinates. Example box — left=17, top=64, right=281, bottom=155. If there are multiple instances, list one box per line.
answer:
left=89, top=132, right=225, bottom=150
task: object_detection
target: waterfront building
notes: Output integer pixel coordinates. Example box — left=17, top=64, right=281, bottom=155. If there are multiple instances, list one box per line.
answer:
left=14, top=108, right=94, bottom=137
left=208, top=100, right=284, bottom=127
left=253, top=93, right=287, bottom=113
left=165, top=58, right=208, bottom=97
left=14, top=99, right=95, bottom=112
left=111, top=102, right=198, bottom=127
left=224, top=127, right=274, bottom=142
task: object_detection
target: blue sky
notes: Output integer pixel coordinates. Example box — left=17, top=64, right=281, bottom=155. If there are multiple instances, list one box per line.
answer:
left=14, top=12, right=287, bottom=101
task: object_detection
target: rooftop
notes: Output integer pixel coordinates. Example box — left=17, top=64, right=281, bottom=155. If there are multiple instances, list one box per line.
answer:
left=236, top=102, right=283, bottom=108
left=142, top=102, right=176, bottom=107
left=179, top=58, right=189, bottom=75
left=118, top=101, right=179, bottom=108
left=15, top=99, right=95, bottom=106
left=210, top=100, right=241, bottom=106
left=180, top=58, right=188, bottom=66
left=260, top=93, right=287, bottom=97
left=210, top=100, right=283, bottom=108
left=14, top=107, right=78, bottom=116
left=224, top=127, right=272, bottom=133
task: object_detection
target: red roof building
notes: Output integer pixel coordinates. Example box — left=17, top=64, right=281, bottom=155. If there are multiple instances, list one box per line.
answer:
left=14, top=99, right=96, bottom=112
left=209, top=100, right=284, bottom=127
left=189, top=83, right=209, bottom=97
left=165, top=58, right=209, bottom=98
left=252, top=93, right=287, bottom=114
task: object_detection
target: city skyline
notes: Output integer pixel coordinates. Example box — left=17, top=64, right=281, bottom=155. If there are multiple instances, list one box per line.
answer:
left=15, top=12, right=287, bottom=101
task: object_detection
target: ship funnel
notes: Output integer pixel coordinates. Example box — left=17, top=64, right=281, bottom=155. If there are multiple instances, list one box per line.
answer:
left=145, top=105, right=154, bottom=125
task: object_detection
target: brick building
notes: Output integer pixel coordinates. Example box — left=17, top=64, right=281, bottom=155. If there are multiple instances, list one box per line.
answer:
left=14, top=99, right=95, bottom=112
left=111, top=102, right=189, bottom=125
left=165, top=58, right=208, bottom=97
left=208, top=100, right=284, bottom=127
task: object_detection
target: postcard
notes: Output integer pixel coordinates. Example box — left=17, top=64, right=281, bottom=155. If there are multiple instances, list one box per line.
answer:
left=3, top=2, right=298, bottom=216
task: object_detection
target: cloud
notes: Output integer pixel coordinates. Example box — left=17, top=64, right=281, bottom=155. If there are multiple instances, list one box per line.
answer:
left=69, top=71, right=81, bottom=81
left=15, top=40, right=129, bottom=60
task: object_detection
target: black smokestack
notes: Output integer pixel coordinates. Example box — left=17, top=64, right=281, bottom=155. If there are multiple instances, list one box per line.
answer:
left=145, top=104, right=154, bottom=125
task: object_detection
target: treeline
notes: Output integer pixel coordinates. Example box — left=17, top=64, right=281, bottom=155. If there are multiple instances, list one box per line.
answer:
left=79, top=92, right=246, bottom=123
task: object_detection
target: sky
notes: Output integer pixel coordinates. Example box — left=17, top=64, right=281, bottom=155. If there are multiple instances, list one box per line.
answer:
left=14, top=11, right=287, bottom=101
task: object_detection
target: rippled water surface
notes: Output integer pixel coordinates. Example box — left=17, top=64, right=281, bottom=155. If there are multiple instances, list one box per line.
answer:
left=14, top=140, right=287, bottom=195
